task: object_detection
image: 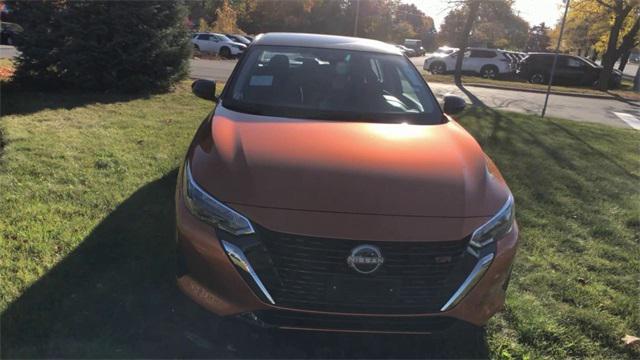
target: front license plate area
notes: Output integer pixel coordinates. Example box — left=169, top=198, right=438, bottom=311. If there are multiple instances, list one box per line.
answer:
left=326, top=276, right=401, bottom=304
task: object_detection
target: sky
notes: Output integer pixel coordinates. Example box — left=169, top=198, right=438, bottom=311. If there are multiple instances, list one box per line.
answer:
left=405, top=0, right=566, bottom=30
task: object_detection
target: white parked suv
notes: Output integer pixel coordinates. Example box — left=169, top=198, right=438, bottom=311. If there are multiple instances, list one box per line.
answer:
left=423, top=48, right=513, bottom=78
left=191, top=32, right=247, bottom=58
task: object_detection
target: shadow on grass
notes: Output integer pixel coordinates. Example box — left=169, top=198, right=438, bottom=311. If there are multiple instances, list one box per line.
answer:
left=1, top=82, right=152, bottom=116
left=456, top=83, right=486, bottom=108
left=458, top=88, right=637, bottom=181
left=1, top=170, right=488, bottom=359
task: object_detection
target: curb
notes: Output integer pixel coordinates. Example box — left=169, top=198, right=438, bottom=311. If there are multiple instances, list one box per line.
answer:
left=457, top=82, right=627, bottom=101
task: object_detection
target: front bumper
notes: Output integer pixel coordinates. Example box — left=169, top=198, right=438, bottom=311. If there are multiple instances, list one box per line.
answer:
left=175, top=174, right=519, bottom=333
left=230, top=47, right=245, bottom=55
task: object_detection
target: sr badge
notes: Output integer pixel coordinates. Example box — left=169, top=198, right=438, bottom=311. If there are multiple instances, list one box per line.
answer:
left=347, top=245, right=384, bottom=274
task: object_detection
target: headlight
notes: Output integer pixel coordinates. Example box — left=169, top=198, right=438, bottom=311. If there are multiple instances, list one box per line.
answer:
left=470, top=195, right=514, bottom=248
left=182, top=161, right=254, bottom=235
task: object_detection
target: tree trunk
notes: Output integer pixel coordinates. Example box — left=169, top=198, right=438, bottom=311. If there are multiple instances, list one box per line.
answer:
left=598, top=12, right=624, bottom=91
left=617, top=14, right=640, bottom=71
left=454, top=0, right=480, bottom=86
left=634, top=65, right=640, bottom=92
left=598, top=3, right=637, bottom=91
left=619, top=49, right=631, bottom=71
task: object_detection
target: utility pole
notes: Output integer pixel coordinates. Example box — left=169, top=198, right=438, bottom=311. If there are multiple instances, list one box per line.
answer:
left=541, top=0, right=570, bottom=118
left=353, top=0, right=360, bottom=37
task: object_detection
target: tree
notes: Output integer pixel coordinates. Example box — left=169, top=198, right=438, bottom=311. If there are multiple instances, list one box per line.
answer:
left=305, top=0, right=350, bottom=35
left=392, top=21, right=417, bottom=43
left=454, top=0, right=481, bottom=86
left=597, top=0, right=639, bottom=90
left=12, top=1, right=191, bottom=92
left=439, top=0, right=529, bottom=49
left=475, top=0, right=529, bottom=48
left=186, top=0, right=223, bottom=27
left=394, top=3, right=436, bottom=49
left=216, top=0, right=434, bottom=43
left=561, top=0, right=639, bottom=89
left=236, top=0, right=312, bottom=34
left=211, top=0, right=242, bottom=33
left=559, top=0, right=610, bottom=55
left=438, top=7, right=465, bottom=46
left=348, top=0, right=395, bottom=41
left=198, top=18, right=210, bottom=32
left=526, top=22, right=552, bottom=51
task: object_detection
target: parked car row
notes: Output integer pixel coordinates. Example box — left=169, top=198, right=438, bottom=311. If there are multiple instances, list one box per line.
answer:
left=423, top=48, right=622, bottom=88
left=191, top=32, right=254, bottom=58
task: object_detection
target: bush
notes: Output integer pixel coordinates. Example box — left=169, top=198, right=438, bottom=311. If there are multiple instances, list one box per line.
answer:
left=11, top=1, right=192, bottom=92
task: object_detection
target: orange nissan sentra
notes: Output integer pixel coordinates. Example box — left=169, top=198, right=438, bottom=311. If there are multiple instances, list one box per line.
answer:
left=176, top=33, right=518, bottom=334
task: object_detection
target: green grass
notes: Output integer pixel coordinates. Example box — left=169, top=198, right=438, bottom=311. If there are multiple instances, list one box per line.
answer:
left=461, top=106, right=640, bottom=358
left=1, top=83, right=639, bottom=358
left=0, top=58, right=14, bottom=67
left=423, top=71, right=640, bottom=101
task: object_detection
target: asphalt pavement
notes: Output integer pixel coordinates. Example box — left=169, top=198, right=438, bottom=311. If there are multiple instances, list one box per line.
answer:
left=190, top=56, right=640, bottom=130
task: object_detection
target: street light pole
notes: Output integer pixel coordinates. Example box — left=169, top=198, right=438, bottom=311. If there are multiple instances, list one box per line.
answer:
left=354, top=0, right=360, bottom=36
left=541, top=0, right=570, bottom=118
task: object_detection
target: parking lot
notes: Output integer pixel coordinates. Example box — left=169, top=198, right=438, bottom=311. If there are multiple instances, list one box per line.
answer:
left=3, top=44, right=638, bottom=129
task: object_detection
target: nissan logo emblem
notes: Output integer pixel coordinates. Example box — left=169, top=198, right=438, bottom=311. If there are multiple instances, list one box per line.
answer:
left=347, top=245, right=384, bottom=274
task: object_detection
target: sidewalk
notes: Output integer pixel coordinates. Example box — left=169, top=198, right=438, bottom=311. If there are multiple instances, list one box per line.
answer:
left=459, top=81, right=640, bottom=102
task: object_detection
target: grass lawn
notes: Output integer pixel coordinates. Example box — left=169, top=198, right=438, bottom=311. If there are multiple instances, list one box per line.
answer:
left=1, top=82, right=639, bottom=358
left=422, top=71, right=640, bottom=101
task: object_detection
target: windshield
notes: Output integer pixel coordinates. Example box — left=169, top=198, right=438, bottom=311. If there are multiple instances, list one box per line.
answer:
left=223, top=45, right=442, bottom=124
left=580, top=56, right=599, bottom=67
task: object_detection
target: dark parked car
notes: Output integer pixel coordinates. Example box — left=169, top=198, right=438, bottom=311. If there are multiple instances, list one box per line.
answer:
left=517, top=53, right=622, bottom=88
left=404, top=39, right=425, bottom=56
left=393, top=44, right=417, bottom=57
left=1, top=22, right=23, bottom=46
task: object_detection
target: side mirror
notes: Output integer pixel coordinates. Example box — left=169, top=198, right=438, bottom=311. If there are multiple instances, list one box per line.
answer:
left=192, top=79, right=217, bottom=101
left=443, top=95, right=466, bottom=115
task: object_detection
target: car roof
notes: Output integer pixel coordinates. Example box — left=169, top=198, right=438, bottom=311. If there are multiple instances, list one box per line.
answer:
left=195, top=32, right=227, bottom=37
left=527, top=52, right=569, bottom=56
left=467, top=47, right=502, bottom=52
left=252, top=32, right=403, bottom=55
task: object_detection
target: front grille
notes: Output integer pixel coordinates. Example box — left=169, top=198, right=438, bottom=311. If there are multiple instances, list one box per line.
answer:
left=246, top=227, right=475, bottom=314
left=247, top=310, right=457, bottom=333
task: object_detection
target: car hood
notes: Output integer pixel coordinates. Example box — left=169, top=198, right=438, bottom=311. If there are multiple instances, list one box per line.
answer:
left=189, top=106, right=510, bottom=218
